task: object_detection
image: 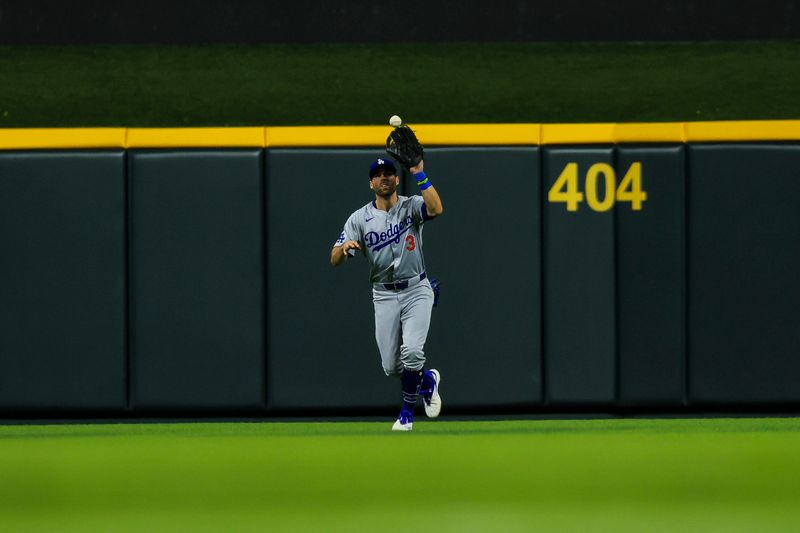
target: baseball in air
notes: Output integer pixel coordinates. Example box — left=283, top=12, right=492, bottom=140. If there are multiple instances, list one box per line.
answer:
left=389, top=115, right=403, bottom=127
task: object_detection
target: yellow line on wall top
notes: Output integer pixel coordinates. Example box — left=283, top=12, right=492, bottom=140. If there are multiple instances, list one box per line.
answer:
left=0, top=128, right=126, bottom=149
left=126, top=127, right=265, bottom=148
left=684, top=120, right=800, bottom=142
left=266, top=124, right=542, bottom=147
left=415, top=124, right=541, bottom=145
left=615, top=123, right=687, bottom=143
left=266, top=126, right=388, bottom=147
left=540, top=123, right=616, bottom=144
left=0, top=121, right=799, bottom=149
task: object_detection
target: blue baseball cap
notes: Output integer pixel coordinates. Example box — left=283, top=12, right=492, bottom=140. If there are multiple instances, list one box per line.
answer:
left=369, top=157, right=397, bottom=178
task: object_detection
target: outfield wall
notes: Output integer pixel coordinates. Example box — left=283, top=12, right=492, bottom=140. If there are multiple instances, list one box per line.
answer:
left=1, top=122, right=800, bottom=416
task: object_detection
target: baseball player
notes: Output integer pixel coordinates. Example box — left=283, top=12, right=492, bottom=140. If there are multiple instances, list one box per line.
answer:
left=330, top=156, right=443, bottom=431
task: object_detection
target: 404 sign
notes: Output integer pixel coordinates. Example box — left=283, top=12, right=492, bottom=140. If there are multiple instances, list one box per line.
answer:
left=548, top=162, right=647, bottom=212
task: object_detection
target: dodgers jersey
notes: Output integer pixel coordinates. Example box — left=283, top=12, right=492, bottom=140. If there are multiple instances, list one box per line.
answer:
left=334, top=195, right=435, bottom=283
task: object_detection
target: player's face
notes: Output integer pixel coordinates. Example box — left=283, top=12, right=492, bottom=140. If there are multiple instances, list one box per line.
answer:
left=370, top=168, right=399, bottom=197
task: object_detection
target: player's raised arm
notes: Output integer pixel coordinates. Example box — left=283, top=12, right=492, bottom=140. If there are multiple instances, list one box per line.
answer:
left=410, top=160, right=443, bottom=217
left=386, top=124, right=442, bottom=217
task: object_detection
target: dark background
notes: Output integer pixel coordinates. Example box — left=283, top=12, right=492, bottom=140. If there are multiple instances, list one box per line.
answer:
left=1, top=0, right=800, bottom=44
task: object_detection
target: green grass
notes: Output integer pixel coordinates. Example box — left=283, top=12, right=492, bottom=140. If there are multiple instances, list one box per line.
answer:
left=1, top=418, right=800, bottom=531
left=0, top=41, right=799, bottom=127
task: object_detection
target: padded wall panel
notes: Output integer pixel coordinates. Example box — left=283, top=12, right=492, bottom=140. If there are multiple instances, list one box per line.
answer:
left=129, top=151, right=265, bottom=410
left=616, top=146, right=685, bottom=406
left=267, top=150, right=395, bottom=409
left=404, top=148, right=542, bottom=407
left=688, top=145, right=800, bottom=404
left=543, top=147, right=616, bottom=404
left=268, top=148, right=542, bottom=410
left=0, top=151, right=126, bottom=411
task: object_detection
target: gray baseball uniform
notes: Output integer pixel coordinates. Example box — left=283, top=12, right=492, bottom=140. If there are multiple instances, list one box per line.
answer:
left=334, top=195, right=436, bottom=375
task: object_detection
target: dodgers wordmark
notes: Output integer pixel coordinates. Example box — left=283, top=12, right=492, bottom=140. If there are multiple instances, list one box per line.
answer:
left=331, top=144, right=444, bottom=432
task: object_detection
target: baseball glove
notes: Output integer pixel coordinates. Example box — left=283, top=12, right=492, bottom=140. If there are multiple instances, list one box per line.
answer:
left=386, top=125, right=424, bottom=169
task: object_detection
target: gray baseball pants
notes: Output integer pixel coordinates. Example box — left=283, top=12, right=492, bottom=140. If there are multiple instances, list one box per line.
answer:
left=372, top=278, right=434, bottom=376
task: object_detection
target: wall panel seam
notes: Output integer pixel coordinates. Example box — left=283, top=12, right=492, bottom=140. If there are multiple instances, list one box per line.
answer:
left=682, top=145, right=690, bottom=407
left=539, top=146, right=548, bottom=406
left=612, top=146, right=620, bottom=407
left=260, top=149, right=269, bottom=411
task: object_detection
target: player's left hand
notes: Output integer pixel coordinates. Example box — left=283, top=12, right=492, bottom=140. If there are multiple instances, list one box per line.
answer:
left=341, top=240, right=361, bottom=259
left=410, top=160, right=424, bottom=174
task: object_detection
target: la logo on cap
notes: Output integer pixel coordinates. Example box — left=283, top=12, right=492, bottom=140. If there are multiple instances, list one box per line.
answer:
left=377, top=159, right=385, bottom=165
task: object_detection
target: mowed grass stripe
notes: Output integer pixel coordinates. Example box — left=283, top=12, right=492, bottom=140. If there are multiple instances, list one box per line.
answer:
left=2, top=417, right=800, bottom=437
left=1, top=419, right=800, bottom=531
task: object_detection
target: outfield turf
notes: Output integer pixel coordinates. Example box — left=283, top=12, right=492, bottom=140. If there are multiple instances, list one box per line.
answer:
left=1, top=418, right=799, bottom=532
left=1, top=41, right=799, bottom=127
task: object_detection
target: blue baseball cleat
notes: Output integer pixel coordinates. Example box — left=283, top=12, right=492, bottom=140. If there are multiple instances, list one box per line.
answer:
left=420, top=369, right=442, bottom=418
left=392, top=408, right=414, bottom=431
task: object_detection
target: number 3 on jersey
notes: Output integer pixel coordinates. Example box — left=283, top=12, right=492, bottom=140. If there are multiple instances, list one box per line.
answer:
left=405, top=235, right=416, bottom=251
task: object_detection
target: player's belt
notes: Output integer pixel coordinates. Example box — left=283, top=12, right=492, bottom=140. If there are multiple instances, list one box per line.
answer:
left=379, top=272, right=427, bottom=291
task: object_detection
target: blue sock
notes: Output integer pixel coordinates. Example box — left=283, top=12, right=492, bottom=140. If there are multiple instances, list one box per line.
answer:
left=401, top=369, right=423, bottom=412
left=419, top=370, right=434, bottom=397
